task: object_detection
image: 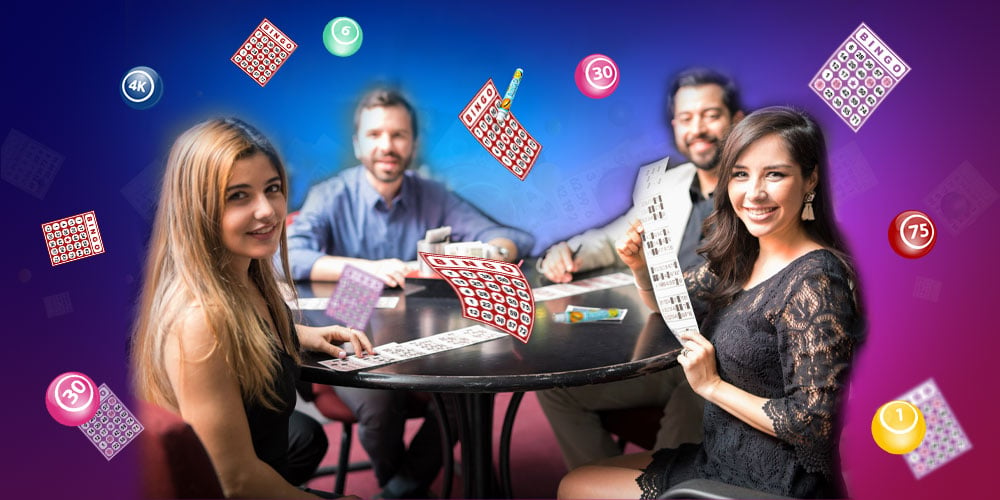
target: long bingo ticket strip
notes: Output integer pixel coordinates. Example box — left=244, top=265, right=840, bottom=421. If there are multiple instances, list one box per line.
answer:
left=460, top=79, right=542, bottom=181
left=810, top=23, right=910, bottom=132
left=633, top=163, right=699, bottom=340
left=420, top=253, right=535, bottom=343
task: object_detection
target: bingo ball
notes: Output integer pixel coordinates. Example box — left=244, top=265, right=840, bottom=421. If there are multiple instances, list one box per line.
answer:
left=323, top=17, right=363, bottom=57
left=121, top=66, right=163, bottom=110
left=574, top=54, right=620, bottom=99
left=871, top=400, right=926, bottom=454
left=46, top=371, right=99, bottom=426
left=888, top=210, right=936, bottom=259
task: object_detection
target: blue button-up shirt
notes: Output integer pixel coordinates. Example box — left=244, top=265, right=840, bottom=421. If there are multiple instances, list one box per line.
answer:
left=285, top=166, right=535, bottom=280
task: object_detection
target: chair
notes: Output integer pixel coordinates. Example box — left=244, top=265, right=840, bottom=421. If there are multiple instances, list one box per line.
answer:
left=599, top=406, right=664, bottom=451
left=138, top=401, right=224, bottom=499
left=305, top=384, right=454, bottom=497
left=659, top=478, right=792, bottom=499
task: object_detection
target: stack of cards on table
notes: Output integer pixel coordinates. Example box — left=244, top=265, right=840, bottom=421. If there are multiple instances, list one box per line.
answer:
left=419, top=252, right=535, bottom=343
left=532, top=272, right=634, bottom=302
left=325, top=265, right=384, bottom=329
left=318, top=325, right=507, bottom=372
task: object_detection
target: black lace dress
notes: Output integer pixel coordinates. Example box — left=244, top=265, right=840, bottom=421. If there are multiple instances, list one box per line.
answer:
left=637, top=250, right=863, bottom=499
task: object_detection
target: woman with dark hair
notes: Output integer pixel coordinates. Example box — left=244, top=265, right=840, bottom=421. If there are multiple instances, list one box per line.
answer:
left=558, top=107, right=864, bottom=499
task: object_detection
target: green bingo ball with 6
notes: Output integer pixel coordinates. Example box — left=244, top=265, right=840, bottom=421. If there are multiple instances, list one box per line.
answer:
left=323, top=17, right=363, bottom=57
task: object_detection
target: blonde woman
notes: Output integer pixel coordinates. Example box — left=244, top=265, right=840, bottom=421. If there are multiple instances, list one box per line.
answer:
left=132, top=118, right=373, bottom=498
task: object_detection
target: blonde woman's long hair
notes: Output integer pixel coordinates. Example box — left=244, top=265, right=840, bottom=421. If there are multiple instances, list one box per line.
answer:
left=132, top=118, right=298, bottom=411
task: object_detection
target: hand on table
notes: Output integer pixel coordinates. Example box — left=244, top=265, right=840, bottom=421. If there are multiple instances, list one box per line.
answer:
left=539, top=241, right=579, bottom=283
left=364, top=258, right=413, bottom=288
left=676, top=330, right=722, bottom=399
left=297, top=325, right=375, bottom=359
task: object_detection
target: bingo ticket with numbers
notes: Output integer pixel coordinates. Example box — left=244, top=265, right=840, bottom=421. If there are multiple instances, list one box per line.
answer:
left=420, top=253, right=535, bottom=343
left=811, top=23, right=910, bottom=132
left=460, top=79, right=542, bottom=181
left=78, top=384, right=144, bottom=461
left=42, top=210, right=105, bottom=266
left=231, top=18, right=298, bottom=87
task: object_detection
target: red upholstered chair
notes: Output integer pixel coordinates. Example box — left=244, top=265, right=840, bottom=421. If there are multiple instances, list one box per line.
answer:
left=307, top=385, right=452, bottom=497
left=139, top=401, right=224, bottom=499
left=598, top=406, right=665, bottom=451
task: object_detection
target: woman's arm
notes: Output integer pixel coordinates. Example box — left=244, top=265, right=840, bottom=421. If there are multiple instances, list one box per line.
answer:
left=165, top=307, right=320, bottom=499
left=677, top=330, right=777, bottom=436
left=294, top=324, right=375, bottom=358
left=614, top=219, right=659, bottom=310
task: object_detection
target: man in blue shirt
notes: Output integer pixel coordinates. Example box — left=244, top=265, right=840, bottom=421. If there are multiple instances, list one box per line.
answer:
left=287, top=88, right=533, bottom=286
left=287, top=88, right=533, bottom=497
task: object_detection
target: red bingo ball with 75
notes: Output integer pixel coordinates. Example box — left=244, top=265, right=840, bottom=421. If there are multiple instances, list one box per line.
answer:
left=888, top=210, right=936, bottom=259
left=45, top=371, right=100, bottom=426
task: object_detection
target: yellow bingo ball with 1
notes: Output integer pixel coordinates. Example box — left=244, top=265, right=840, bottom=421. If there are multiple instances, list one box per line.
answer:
left=871, top=400, right=926, bottom=454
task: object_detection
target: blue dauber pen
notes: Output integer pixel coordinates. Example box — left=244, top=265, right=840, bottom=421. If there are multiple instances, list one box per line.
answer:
left=496, top=68, right=523, bottom=124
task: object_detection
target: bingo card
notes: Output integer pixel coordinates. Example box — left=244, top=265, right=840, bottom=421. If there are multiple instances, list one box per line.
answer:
left=633, top=163, right=699, bottom=340
left=899, top=379, right=972, bottom=479
left=42, top=210, right=105, bottom=266
left=326, top=264, right=384, bottom=330
left=810, top=23, right=910, bottom=132
left=2, top=128, right=63, bottom=199
left=231, top=18, right=297, bottom=87
left=420, top=253, right=535, bottom=343
left=78, top=384, right=144, bottom=461
left=460, top=79, right=542, bottom=181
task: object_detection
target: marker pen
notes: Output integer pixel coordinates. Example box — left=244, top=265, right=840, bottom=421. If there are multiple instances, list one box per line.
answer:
left=496, top=68, right=523, bottom=123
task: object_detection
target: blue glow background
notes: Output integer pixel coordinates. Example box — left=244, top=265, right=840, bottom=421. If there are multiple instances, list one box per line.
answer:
left=3, top=1, right=999, bottom=497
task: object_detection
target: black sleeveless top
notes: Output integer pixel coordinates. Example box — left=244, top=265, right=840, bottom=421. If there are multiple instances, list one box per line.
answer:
left=243, top=307, right=300, bottom=480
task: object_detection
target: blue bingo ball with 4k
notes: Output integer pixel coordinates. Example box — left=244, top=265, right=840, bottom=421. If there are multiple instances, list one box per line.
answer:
left=121, top=66, right=163, bottom=110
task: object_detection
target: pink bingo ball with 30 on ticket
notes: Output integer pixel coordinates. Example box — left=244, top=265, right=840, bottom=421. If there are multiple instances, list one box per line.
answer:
left=45, top=371, right=100, bottom=426
left=575, top=54, right=620, bottom=99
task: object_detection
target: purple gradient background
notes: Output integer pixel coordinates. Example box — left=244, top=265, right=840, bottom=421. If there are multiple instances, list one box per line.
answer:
left=3, top=1, right=998, bottom=498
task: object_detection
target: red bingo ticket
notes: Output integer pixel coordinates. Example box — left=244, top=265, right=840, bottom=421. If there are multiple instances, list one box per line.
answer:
left=42, top=210, right=105, bottom=266
left=460, top=79, right=542, bottom=181
left=231, top=18, right=297, bottom=87
left=420, top=253, right=535, bottom=343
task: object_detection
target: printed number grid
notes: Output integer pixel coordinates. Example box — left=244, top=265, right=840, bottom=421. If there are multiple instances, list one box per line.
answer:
left=41, top=211, right=105, bottom=266
left=420, top=253, right=535, bottom=343
left=899, top=379, right=972, bottom=479
left=326, top=265, right=384, bottom=330
left=460, top=79, right=542, bottom=181
left=231, top=19, right=297, bottom=87
left=810, top=23, right=910, bottom=132
left=78, top=384, right=144, bottom=461
left=2, top=129, right=63, bottom=199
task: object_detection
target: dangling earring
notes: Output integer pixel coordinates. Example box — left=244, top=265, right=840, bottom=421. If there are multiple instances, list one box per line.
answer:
left=801, top=192, right=816, bottom=221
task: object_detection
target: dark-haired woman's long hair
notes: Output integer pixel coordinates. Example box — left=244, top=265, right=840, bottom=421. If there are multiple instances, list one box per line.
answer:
left=698, top=106, right=860, bottom=310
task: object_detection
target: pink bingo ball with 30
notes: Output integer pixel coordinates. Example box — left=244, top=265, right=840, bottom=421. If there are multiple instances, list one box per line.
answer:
left=575, top=54, right=620, bottom=99
left=45, top=371, right=100, bottom=426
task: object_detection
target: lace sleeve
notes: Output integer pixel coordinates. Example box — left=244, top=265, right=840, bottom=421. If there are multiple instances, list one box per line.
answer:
left=762, top=257, right=862, bottom=477
left=684, top=262, right=716, bottom=324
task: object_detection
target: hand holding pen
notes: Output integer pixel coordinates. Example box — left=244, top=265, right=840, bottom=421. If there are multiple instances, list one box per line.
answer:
left=538, top=241, right=583, bottom=283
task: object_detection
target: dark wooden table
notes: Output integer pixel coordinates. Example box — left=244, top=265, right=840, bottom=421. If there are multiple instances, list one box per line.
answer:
left=297, top=266, right=683, bottom=498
